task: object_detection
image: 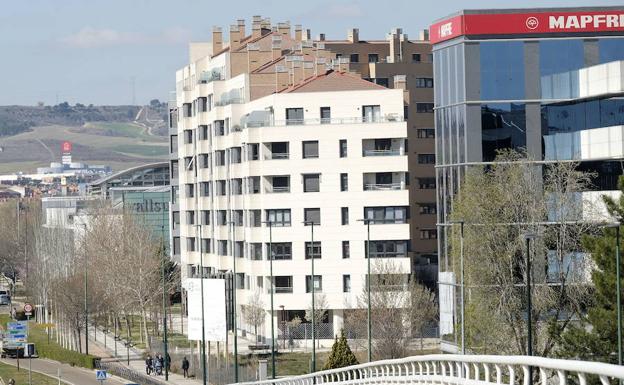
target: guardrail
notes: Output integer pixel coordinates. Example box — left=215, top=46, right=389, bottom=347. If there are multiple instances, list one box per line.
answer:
left=232, top=354, right=624, bottom=385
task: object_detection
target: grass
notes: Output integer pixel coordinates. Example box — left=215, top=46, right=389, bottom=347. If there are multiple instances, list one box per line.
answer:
left=82, top=122, right=164, bottom=142
left=113, top=144, right=169, bottom=157
left=0, top=361, right=64, bottom=385
left=0, top=315, right=98, bottom=369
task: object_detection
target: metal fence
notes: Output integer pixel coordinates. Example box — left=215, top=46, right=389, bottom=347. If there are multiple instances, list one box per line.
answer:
left=97, top=361, right=165, bottom=385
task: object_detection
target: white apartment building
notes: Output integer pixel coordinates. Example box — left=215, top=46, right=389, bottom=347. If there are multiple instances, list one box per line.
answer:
left=174, top=57, right=411, bottom=341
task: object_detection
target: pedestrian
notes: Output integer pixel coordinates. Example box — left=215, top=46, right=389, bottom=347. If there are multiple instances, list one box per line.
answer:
left=145, top=354, right=153, bottom=375
left=165, top=352, right=171, bottom=372
left=10, top=307, right=16, bottom=319
left=154, top=354, right=163, bottom=375
left=182, top=356, right=189, bottom=378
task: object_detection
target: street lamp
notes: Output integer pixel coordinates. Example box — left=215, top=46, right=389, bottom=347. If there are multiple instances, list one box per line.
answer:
left=523, top=232, right=539, bottom=385
left=357, top=218, right=373, bottom=362
left=449, top=220, right=465, bottom=355
left=303, top=220, right=316, bottom=373
left=81, top=223, right=89, bottom=356
left=160, top=225, right=169, bottom=381
left=227, top=220, right=239, bottom=383
left=261, top=220, right=277, bottom=379
left=605, top=222, right=622, bottom=370
left=194, top=224, right=207, bottom=385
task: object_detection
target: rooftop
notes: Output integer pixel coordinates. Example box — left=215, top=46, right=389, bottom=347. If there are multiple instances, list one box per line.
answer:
left=279, top=70, right=387, bottom=93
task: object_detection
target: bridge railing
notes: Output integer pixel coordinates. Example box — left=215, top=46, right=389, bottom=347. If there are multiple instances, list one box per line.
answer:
left=233, top=354, right=624, bottom=385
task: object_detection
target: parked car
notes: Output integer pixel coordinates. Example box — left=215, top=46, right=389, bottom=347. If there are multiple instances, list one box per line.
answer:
left=0, top=294, right=10, bottom=305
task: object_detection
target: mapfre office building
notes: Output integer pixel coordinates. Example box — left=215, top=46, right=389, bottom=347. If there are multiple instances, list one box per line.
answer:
left=431, top=7, right=624, bottom=343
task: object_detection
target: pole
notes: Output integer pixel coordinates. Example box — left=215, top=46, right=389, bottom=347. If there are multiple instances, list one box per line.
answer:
left=83, top=224, right=89, bottom=356
left=459, top=221, right=465, bottom=355
left=161, top=225, right=169, bottom=381
left=366, top=220, right=372, bottom=362
left=114, top=316, right=118, bottom=359
left=310, top=222, right=316, bottom=373
left=616, top=225, right=622, bottom=370
left=525, top=236, right=533, bottom=385
left=268, top=222, right=276, bottom=379
left=28, top=315, right=32, bottom=385
left=198, top=225, right=207, bottom=385
left=231, top=222, right=239, bottom=383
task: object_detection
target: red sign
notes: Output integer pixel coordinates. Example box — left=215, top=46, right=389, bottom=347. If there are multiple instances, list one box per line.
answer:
left=430, top=10, right=624, bottom=44
left=62, top=141, right=72, bottom=153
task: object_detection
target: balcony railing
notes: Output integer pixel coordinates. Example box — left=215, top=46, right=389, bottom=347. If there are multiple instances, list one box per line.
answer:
left=274, top=287, right=293, bottom=294
left=269, top=186, right=290, bottom=193
left=198, top=71, right=225, bottom=84
left=215, top=98, right=245, bottom=107
left=363, top=149, right=402, bottom=156
left=364, top=183, right=403, bottom=191
left=270, top=153, right=289, bottom=160
left=244, top=116, right=405, bottom=128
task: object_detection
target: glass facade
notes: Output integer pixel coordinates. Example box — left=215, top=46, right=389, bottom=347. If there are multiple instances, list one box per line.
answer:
left=481, top=103, right=526, bottom=161
left=480, top=41, right=525, bottom=100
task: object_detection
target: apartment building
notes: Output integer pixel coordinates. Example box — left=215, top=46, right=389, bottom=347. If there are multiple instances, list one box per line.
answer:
left=169, top=17, right=433, bottom=341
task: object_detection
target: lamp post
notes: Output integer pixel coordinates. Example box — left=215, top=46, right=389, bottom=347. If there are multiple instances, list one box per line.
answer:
left=160, top=225, right=169, bottom=381
left=262, top=220, right=276, bottom=379
left=227, top=220, right=239, bottom=383
left=82, top=223, right=89, bottom=355
left=449, top=220, right=465, bottom=355
left=195, top=224, right=207, bottom=385
left=357, top=218, right=373, bottom=362
left=303, top=220, right=316, bottom=373
left=523, top=233, right=538, bottom=385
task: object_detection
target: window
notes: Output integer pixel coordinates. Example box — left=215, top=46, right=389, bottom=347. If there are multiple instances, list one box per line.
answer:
left=185, top=184, right=194, bottom=198
left=365, top=240, right=409, bottom=258
left=480, top=41, right=525, bottom=100
left=412, top=53, right=421, bottom=63
left=416, top=103, right=434, bottom=113
left=184, top=156, right=194, bottom=171
left=304, top=208, right=320, bottom=225
left=172, top=186, right=179, bottom=204
left=199, top=125, right=209, bottom=141
left=368, top=53, right=379, bottom=63
left=303, top=174, right=320, bottom=192
left=286, top=108, right=304, bottom=125
left=215, top=150, right=225, bottom=166
left=339, top=139, right=347, bottom=158
left=172, top=211, right=180, bottom=230
left=248, top=210, right=261, bottom=227
left=248, top=176, right=261, bottom=194
left=214, top=120, right=225, bottom=136
left=274, top=276, right=293, bottom=293
left=320, top=107, right=331, bottom=124
left=248, top=143, right=259, bottom=160
left=231, top=179, right=243, bottom=195
left=233, top=210, right=243, bottom=226
left=342, top=241, right=350, bottom=259
left=419, top=203, right=437, bottom=215
left=218, top=240, right=228, bottom=256
left=230, top=147, right=242, bottom=164
left=201, top=238, right=211, bottom=253
left=270, top=142, right=289, bottom=160
left=201, top=210, right=211, bottom=225
left=199, top=153, right=210, bottom=168
left=173, top=237, right=180, bottom=255
left=250, top=243, right=263, bottom=260
left=170, top=160, right=179, bottom=178
left=268, top=243, right=292, bottom=260
left=418, top=154, right=435, bottom=164
left=340, top=173, right=348, bottom=192
left=302, top=141, right=319, bottom=159
left=186, top=237, right=196, bottom=252
left=200, top=182, right=210, bottom=197
left=183, top=129, right=193, bottom=144
left=415, top=78, right=434, bottom=88
left=266, top=209, right=291, bottom=227
left=170, top=135, right=178, bottom=152
left=364, top=206, right=409, bottom=224
left=343, top=275, right=351, bottom=293
left=186, top=211, right=195, bottom=225
left=417, top=178, right=436, bottom=189
left=341, top=207, right=349, bottom=225
left=481, top=103, right=527, bottom=162
left=306, top=275, right=323, bottom=293
left=234, top=241, right=244, bottom=258
left=417, top=129, right=435, bottom=138
left=420, top=229, right=437, bottom=239
left=215, top=180, right=226, bottom=195
left=305, top=242, right=322, bottom=259
left=350, top=53, right=359, bottom=63
left=374, top=78, right=389, bottom=87
left=362, top=105, right=381, bottom=122
left=217, top=210, right=227, bottom=225
left=198, top=97, right=208, bottom=112
left=270, top=176, right=290, bottom=193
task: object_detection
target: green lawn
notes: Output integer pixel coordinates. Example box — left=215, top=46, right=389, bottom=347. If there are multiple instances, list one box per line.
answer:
left=83, top=122, right=163, bottom=142
left=113, top=144, right=169, bottom=157
left=0, top=361, right=64, bottom=385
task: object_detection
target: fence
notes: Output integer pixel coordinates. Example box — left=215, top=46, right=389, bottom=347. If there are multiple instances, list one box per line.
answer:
left=97, top=361, right=165, bottom=385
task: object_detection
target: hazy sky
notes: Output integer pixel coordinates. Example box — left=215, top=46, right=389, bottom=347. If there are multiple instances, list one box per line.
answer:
left=2, top=0, right=622, bottom=106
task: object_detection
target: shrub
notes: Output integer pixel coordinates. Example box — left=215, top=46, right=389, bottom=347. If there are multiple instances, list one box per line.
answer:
left=322, top=329, right=358, bottom=370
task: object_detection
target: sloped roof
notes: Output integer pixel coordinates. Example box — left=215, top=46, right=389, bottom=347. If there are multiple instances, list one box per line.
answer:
left=279, top=70, right=387, bottom=93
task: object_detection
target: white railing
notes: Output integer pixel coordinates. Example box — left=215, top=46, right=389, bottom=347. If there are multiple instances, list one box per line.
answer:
left=363, top=149, right=402, bottom=156
left=244, top=116, right=405, bottom=128
left=364, top=183, right=403, bottom=191
left=232, top=354, right=624, bottom=385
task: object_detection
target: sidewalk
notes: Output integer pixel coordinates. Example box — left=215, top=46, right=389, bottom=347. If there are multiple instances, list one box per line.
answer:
left=91, top=326, right=201, bottom=385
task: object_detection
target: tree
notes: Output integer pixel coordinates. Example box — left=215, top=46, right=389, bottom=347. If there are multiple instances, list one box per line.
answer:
left=305, top=293, right=329, bottom=348
left=323, top=330, right=359, bottom=370
left=556, top=176, right=624, bottom=363
left=449, top=150, right=594, bottom=356
left=242, top=291, right=265, bottom=342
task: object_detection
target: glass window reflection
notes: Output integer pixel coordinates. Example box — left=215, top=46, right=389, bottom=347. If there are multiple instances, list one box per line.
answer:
left=599, top=38, right=624, bottom=64
left=540, top=39, right=583, bottom=99
left=481, top=103, right=527, bottom=161
left=480, top=41, right=525, bottom=100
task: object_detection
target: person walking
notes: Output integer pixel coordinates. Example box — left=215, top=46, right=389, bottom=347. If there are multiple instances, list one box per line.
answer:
left=154, top=354, right=163, bottom=375
left=182, top=356, right=190, bottom=378
left=165, top=352, right=171, bottom=372
left=145, top=355, right=153, bottom=375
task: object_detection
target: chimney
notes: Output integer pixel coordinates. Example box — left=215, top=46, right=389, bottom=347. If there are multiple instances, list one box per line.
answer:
left=305, top=29, right=311, bottom=40
left=388, top=28, right=401, bottom=63
left=295, top=25, right=303, bottom=41
left=318, top=33, right=325, bottom=41
left=303, top=61, right=314, bottom=79
left=315, top=57, right=326, bottom=76
left=272, top=35, right=282, bottom=60
left=212, top=26, right=223, bottom=54
left=292, top=59, right=304, bottom=85
left=278, top=22, right=290, bottom=37
left=229, top=24, right=241, bottom=50
left=419, top=29, right=429, bottom=41
left=237, top=19, right=246, bottom=39
left=252, top=15, right=262, bottom=38
left=347, top=28, right=359, bottom=43
left=261, top=18, right=272, bottom=36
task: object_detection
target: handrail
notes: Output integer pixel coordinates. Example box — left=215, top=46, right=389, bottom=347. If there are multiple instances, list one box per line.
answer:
left=244, top=116, right=405, bottom=128
left=231, top=354, right=624, bottom=385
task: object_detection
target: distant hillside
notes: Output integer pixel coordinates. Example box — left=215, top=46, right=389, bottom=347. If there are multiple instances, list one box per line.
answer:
left=0, top=102, right=167, bottom=137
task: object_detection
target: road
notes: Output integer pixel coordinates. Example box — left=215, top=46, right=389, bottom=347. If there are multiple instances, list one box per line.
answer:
left=0, top=357, right=125, bottom=385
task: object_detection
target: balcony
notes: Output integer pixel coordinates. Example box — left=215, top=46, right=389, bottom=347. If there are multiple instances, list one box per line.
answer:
left=274, top=287, right=293, bottom=294
left=198, top=70, right=225, bottom=84
left=365, top=183, right=403, bottom=191
left=265, top=176, right=290, bottom=194
left=243, top=115, right=405, bottom=129
left=363, top=172, right=407, bottom=191
left=263, top=142, right=290, bottom=160
left=215, top=98, right=245, bottom=107
left=362, top=138, right=405, bottom=157
left=364, top=149, right=402, bottom=156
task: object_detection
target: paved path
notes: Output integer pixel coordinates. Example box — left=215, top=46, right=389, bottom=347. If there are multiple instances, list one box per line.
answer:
left=0, top=357, right=125, bottom=385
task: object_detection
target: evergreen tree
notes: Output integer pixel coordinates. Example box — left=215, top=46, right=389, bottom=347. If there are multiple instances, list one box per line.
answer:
left=322, top=329, right=359, bottom=370
left=555, top=177, right=624, bottom=362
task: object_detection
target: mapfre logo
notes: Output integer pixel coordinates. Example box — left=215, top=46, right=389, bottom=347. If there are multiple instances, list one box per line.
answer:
left=439, top=22, right=453, bottom=37
left=526, top=16, right=539, bottom=29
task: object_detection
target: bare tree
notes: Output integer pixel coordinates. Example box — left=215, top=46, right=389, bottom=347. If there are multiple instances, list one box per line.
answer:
left=242, top=291, right=265, bottom=342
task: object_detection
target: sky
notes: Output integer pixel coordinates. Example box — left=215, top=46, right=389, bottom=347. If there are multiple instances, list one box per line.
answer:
left=1, top=0, right=622, bottom=106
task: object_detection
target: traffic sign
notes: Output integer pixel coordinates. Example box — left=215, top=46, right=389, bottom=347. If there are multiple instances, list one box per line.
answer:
left=96, top=370, right=107, bottom=381
left=8, top=322, right=27, bottom=330
left=23, top=304, right=33, bottom=313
